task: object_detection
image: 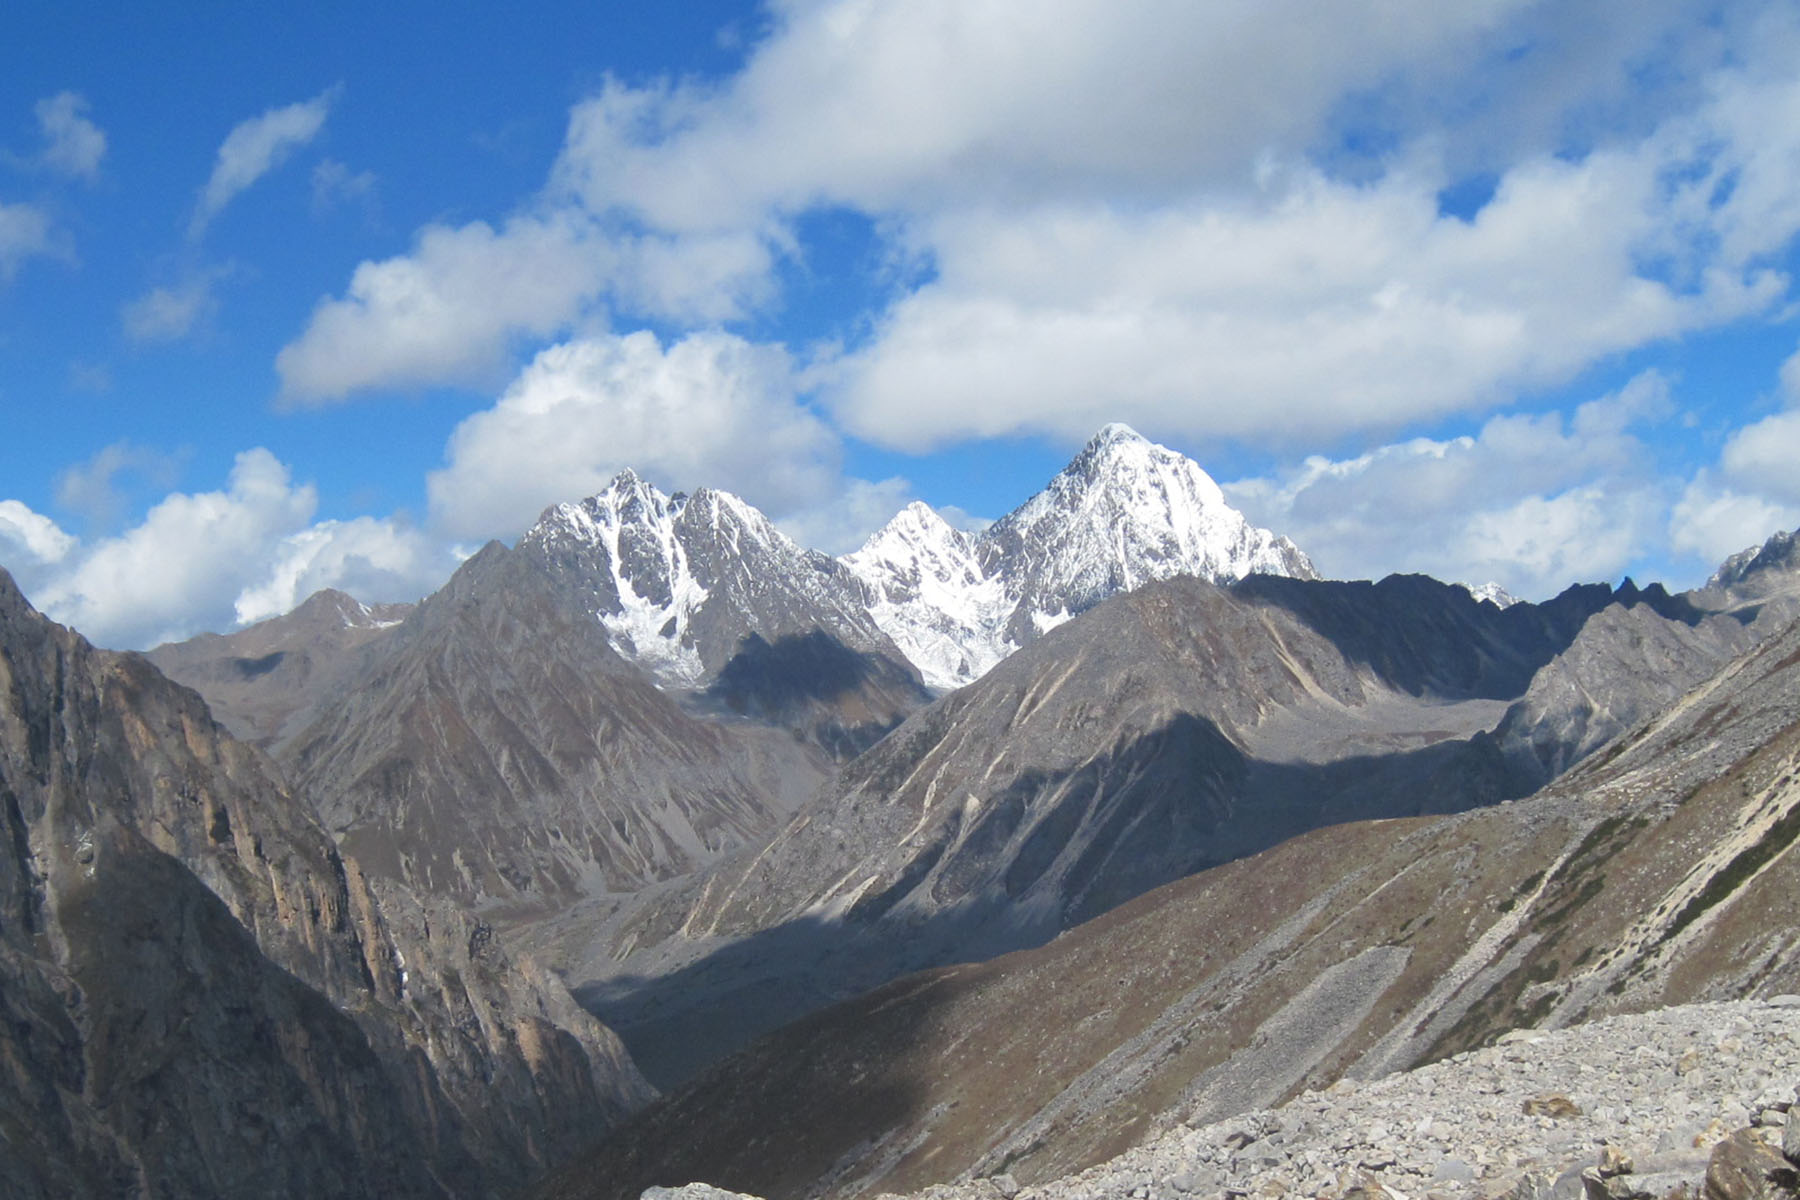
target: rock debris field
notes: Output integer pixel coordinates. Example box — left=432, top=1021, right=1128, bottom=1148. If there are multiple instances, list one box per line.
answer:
left=649, top=998, right=1800, bottom=1200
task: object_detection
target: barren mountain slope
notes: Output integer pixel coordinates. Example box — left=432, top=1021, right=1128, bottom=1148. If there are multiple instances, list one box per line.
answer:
left=563, top=573, right=1640, bottom=1088
left=278, top=540, right=825, bottom=908
left=542, top=604, right=1800, bottom=1200
left=0, top=569, right=650, bottom=1198
left=145, top=587, right=410, bottom=748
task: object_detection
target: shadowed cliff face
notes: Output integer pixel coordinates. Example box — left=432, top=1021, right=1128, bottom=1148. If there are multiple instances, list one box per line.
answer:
left=544, top=607, right=1800, bottom=1200
left=0, top=568, right=650, bottom=1197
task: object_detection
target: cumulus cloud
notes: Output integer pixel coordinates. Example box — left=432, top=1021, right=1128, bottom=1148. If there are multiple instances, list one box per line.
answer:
left=1668, top=342, right=1800, bottom=565
left=820, top=118, right=1782, bottom=450
left=776, top=476, right=916, bottom=556
left=232, top=516, right=455, bottom=627
left=0, top=500, right=76, bottom=570
left=1224, top=372, right=1675, bottom=598
left=548, top=0, right=1543, bottom=227
left=276, top=214, right=612, bottom=402
left=33, top=92, right=105, bottom=179
left=190, top=87, right=337, bottom=238
left=427, top=329, right=842, bottom=541
left=4, top=450, right=451, bottom=649
left=1669, top=473, right=1800, bottom=568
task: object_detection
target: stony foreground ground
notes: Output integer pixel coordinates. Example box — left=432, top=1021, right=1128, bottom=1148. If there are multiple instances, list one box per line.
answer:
left=645, top=997, right=1800, bottom=1200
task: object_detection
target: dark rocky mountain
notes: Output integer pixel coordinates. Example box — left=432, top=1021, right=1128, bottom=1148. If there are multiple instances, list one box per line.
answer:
left=561, top=572, right=1661, bottom=1089
left=276, top=539, right=826, bottom=908
left=540, top=585, right=1800, bottom=1200
left=146, top=586, right=410, bottom=748
left=0, top=569, right=649, bottom=1198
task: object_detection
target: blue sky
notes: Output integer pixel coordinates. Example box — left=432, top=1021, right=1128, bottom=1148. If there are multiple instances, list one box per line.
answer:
left=7, top=1, right=1800, bottom=648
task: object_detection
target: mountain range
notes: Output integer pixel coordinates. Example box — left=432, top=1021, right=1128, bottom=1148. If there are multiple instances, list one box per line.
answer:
left=9, top=422, right=1800, bottom=1198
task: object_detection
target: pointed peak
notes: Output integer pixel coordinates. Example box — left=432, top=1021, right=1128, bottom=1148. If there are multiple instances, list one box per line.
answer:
left=1088, top=422, right=1148, bottom=449
left=853, top=501, right=961, bottom=557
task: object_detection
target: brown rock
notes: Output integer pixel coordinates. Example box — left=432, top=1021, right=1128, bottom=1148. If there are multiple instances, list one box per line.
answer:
left=1704, top=1129, right=1800, bottom=1199
left=1524, top=1093, right=1584, bottom=1118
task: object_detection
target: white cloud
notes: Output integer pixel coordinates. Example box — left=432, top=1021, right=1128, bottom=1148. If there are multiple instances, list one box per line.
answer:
left=0, top=500, right=76, bottom=569
left=232, top=516, right=455, bottom=627
left=427, top=329, right=841, bottom=541
left=820, top=128, right=1780, bottom=450
left=775, top=475, right=915, bottom=556
left=28, top=449, right=316, bottom=646
left=1225, top=373, right=1674, bottom=598
left=121, top=267, right=229, bottom=343
left=0, top=201, right=56, bottom=281
left=7, top=449, right=448, bottom=649
left=549, top=0, right=1548, bottom=228
left=1669, top=472, right=1800, bottom=568
left=33, top=92, right=105, bottom=179
left=275, top=213, right=612, bottom=402
left=190, top=87, right=337, bottom=238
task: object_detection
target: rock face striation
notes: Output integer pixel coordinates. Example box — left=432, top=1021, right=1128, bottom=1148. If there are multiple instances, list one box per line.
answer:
left=571, top=572, right=1656, bottom=1088
left=543, top=595, right=1800, bottom=1200
left=842, top=424, right=1317, bottom=689
left=0, top=569, right=650, bottom=1198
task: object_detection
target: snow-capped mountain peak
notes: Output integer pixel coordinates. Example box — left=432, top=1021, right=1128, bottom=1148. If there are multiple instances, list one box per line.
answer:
left=522, top=471, right=911, bottom=692
left=843, top=502, right=1010, bottom=691
left=838, top=425, right=1319, bottom=690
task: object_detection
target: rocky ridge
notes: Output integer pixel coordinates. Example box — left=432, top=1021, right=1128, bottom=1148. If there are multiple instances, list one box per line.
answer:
left=559, top=572, right=1634, bottom=1089
left=275, top=540, right=826, bottom=907
left=145, top=586, right=410, bottom=748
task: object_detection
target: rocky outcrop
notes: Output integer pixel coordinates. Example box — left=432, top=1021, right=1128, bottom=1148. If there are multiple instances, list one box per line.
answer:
left=0, top=568, right=650, bottom=1197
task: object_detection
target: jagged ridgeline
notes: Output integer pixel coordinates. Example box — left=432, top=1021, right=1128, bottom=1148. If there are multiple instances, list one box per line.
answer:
left=100, top=425, right=1800, bottom=1200
left=540, top=547, right=1800, bottom=1200
left=0, top=570, right=650, bottom=1198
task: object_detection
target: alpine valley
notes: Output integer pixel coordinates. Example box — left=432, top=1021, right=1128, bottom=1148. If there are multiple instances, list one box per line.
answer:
left=9, top=425, right=1800, bottom=1199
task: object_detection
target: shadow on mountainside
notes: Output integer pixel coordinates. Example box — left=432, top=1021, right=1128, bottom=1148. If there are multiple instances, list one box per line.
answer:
left=545, top=961, right=970, bottom=1200
left=1230, top=574, right=1709, bottom=699
left=700, top=630, right=933, bottom=760
left=576, top=712, right=1539, bottom=1094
